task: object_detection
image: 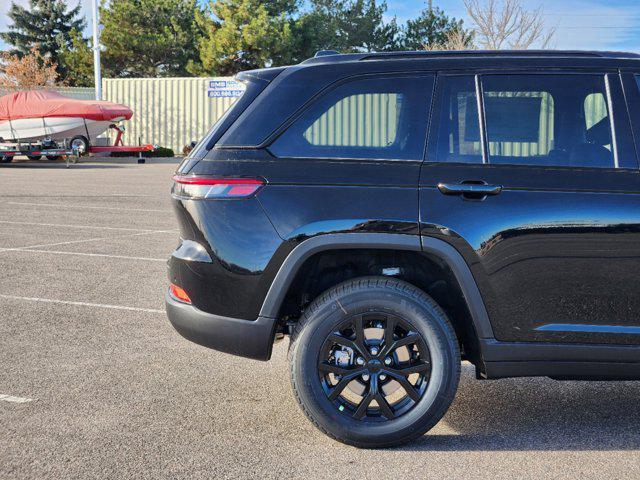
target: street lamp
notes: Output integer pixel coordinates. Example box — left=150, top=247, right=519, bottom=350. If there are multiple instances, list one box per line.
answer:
left=91, top=0, right=102, bottom=100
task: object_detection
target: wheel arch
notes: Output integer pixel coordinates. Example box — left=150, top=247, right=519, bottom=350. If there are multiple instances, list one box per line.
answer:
left=260, top=233, right=495, bottom=354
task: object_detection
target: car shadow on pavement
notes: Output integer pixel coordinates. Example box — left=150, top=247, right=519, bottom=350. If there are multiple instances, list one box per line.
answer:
left=403, top=363, right=640, bottom=451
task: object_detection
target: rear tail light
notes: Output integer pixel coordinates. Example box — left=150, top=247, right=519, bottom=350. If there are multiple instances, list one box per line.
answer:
left=172, top=175, right=264, bottom=199
left=169, top=283, right=192, bottom=304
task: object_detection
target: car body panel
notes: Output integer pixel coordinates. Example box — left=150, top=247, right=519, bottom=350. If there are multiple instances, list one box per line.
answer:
left=419, top=70, right=640, bottom=345
left=168, top=51, right=640, bottom=370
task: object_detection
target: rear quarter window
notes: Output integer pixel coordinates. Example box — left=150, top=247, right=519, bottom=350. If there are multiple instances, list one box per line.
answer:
left=269, top=75, right=434, bottom=161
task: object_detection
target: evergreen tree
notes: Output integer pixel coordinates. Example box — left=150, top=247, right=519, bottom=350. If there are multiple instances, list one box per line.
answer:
left=198, top=0, right=294, bottom=76
left=0, top=0, right=85, bottom=80
left=58, top=29, right=95, bottom=87
left=338, top=0, right=400, bottom=52
left=99, top=0, right=206, bottom=77
left=294, top=0, right=399, bottom=56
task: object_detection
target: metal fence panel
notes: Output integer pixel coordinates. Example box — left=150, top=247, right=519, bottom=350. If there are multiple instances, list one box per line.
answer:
left=53, top=87, right=95, bottom=100
left=101, top=77, right=238, bottom=153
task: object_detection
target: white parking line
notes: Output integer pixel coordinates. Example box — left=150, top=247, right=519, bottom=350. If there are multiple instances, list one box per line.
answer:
left=0, top=194, right=153, bottom=198
left=6, top=201, right=170, bottom=213
left=0, top=394, right=33, bottom=404
left=0, top=294, right=165, bottom=314
left=3, top=249, right=166, bottom=262
left=0, top=220, right=173, bottom=233
left=0, top=229, right=176, bottom=253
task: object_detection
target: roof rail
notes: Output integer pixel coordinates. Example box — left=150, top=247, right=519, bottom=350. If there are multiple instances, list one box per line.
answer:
left=314, top=50, right=340, bottom=57
left=302, top=49, right=640, bottom=65
left=359, top=50, right=640, bottom=61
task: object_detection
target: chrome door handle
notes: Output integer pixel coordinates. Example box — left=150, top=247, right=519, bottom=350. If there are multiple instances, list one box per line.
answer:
left=437, top=182, right=502, bottom=196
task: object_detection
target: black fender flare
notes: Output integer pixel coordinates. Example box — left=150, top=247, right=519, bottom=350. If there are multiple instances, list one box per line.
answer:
left=259, top=233, right=495, bottom=340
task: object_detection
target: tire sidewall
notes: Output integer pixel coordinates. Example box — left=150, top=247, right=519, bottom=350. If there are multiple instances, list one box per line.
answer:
left=291, top=282, right=459, bottom=447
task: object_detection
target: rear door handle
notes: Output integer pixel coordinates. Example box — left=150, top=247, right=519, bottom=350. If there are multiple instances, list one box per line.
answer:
left=437, top=182, right=502, bottom=196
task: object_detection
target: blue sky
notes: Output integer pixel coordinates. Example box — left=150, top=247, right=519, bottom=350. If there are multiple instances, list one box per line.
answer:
left=389, top=0, right=640, bottom=51
left=1, top=0, right=639, bottom=52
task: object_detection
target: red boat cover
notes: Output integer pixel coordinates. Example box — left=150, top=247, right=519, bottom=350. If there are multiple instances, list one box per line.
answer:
left=0, top=90, right=133, bottom=122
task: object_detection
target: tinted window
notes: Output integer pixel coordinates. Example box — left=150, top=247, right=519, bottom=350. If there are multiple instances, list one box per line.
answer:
left=584, top=92, right=608, bottom=130
left=433, top=76, right=483, bottom=163
left=270, top=76, right=433, bottom=160
left=482, top=74, right=615, bottom=168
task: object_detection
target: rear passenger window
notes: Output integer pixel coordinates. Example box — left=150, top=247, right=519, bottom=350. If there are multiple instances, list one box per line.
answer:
left=269, top=76, right=433, bottom=160
left=433, top=75, right=483, bottom=163
left=482, top=74, right=616, bottom=168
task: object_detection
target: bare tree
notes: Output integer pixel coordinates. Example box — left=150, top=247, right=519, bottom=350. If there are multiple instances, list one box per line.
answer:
left=463, top=0, right=555, bottom=50
left=424, top=28, right=477, bottom=51
left=0, top=47, right=60, bottom=92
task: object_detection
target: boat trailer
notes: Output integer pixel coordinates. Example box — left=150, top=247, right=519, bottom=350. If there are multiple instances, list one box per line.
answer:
left=0, top=127, right=155, bottom=168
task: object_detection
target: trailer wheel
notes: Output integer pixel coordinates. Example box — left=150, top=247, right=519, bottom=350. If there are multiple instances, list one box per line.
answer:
left=46, top=155, right=61, bottom=161
left=27, top=155, right=42, bottom=161
left=70, top=135, right=89, bottom=155
left=0, top=155, right=12, bottom=163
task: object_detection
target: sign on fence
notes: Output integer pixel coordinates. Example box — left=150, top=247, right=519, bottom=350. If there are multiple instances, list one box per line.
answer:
left=207, top=80, right=245, bottom=98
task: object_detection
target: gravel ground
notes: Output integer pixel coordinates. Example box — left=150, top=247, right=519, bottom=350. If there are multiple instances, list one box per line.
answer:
left=1, top=158, right=639, bottom=479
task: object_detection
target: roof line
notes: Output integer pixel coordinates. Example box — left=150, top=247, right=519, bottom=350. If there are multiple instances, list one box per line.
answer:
left=301, top=50, right=640, bottom=65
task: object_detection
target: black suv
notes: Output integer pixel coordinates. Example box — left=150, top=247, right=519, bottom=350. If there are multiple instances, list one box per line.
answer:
left=167, top=50, right=640, bottom=448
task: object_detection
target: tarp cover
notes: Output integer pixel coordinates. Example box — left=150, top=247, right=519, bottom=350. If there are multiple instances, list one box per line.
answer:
left=0, top=90, right=133, bottom=122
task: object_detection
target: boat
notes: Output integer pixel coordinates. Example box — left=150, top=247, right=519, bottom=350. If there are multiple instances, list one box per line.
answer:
left=0, top=90, right=133, bottom=144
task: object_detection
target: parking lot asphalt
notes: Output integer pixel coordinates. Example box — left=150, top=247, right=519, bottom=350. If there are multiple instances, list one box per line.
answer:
left=1, top=158, right=640, bottom=480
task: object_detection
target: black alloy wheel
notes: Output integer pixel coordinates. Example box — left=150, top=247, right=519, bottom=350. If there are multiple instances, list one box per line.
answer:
left=318, top=313, right=431, bottom=421
left=289, top=276, right=460, bottom=448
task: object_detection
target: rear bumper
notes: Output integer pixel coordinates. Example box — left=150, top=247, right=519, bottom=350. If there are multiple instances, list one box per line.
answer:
left=165, top=292, right=278, bottom=361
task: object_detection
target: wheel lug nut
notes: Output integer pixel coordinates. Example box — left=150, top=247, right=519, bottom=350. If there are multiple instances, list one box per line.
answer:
left=370, top=346, right=379, bottom=356
left=361, top=373, right=370, bottom=381
left=384, top=357, right=392, bottom=366
left=355, top=357, right=365, bottom=366
left=379, top=374, right=387, bottom=381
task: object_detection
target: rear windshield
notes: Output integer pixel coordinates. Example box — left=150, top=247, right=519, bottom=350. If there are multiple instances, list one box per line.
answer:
left=186, top=77, right=265, bottom=161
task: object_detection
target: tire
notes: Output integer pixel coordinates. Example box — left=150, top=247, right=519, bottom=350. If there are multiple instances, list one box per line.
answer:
left=0, top=155, right=12, bottom=163
left=70, top=135, right=89, bottom=155
left=27, top=155, right=42, bottom=161
left=46, top=155, right=61, bottom=161
left=289, top=276, right=460, bottom=448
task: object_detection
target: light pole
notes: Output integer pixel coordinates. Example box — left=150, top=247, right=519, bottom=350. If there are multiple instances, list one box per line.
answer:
left=91, top=0, right=102, bottom=100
